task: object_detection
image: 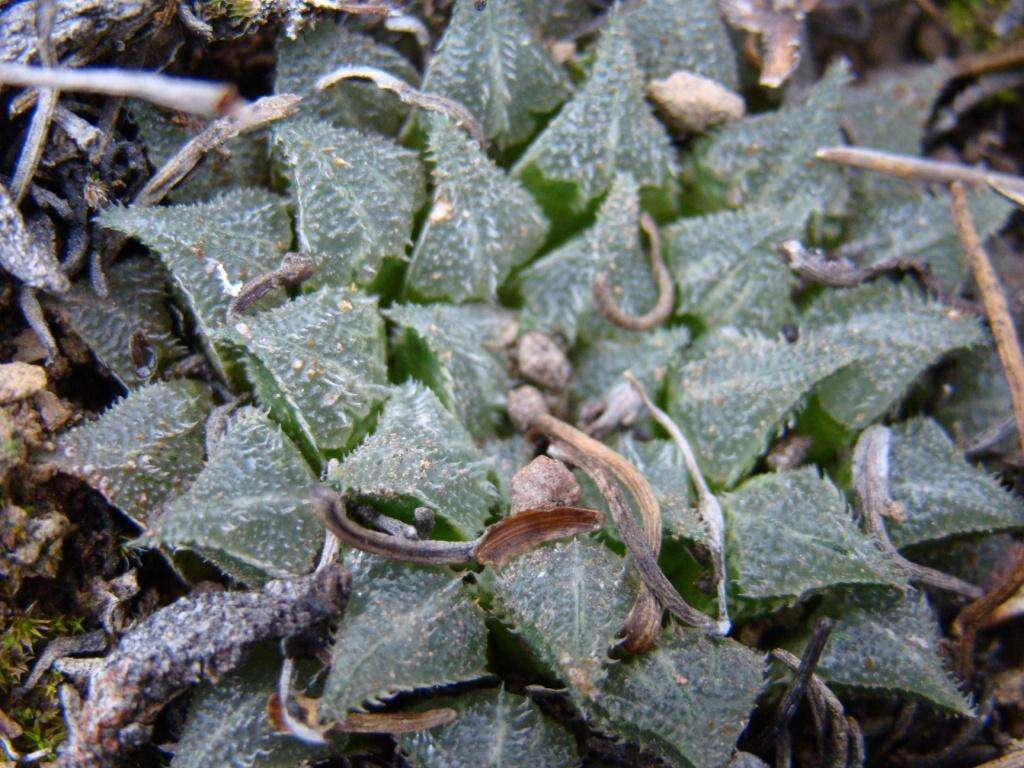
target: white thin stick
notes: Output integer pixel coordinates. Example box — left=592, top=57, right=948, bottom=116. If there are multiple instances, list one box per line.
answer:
left=276, top=657, right=328, bottom=745
left=0, top=62, right=237, bottom=117
left=624, top=371, right=731, bottom=634
left=816, top=146, right=1024, bottom=196
left=316, top=530, right=341, bottom=573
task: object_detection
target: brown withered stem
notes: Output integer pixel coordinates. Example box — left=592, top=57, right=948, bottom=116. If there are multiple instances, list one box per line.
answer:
left=229, top=253, right=317, bottom=315
left=816, top=146, right=1024, bottom=196
left=134, top=94, right=302, bottom=207
left=592, top=213, right=674, bottom=331
left=533, top=410, right=722, bottom=643
left=315, top=65, right=485, bottom=147
left=952, top=550, right=1024, bottom=683
left=854, top=425, right=983, bottom=598
left=314, top=486, right=603, bottom=569
left=899, top=693, right=993, bottom=767
left=762, top=618, right=833, bottom=751
left=624, top=372, right=730, bottom=633
left=772, top=649, right=857, bottom=768
left=951, top=181, right=1024, bottom=455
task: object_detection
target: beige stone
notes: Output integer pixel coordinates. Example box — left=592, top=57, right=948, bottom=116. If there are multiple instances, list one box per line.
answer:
left=648, top=70, right=745, bottom=135
left=0, top=362, right=46, bottom=404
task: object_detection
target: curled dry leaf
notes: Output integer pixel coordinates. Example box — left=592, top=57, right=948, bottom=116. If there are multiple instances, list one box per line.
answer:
left=267, top=687, right=457, bottom=737
left=717, top=0, right=819, bottom=88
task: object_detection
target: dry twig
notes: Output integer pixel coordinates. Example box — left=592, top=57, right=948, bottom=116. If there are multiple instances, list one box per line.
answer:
left=592, top=213, right=674, bottom=331
left=952, top=550, right=1024, bottom=682
left=315, top=65, right=485, bottom=146
left=816, top=147, right=1024, bottom=196
left=0, top=63, right=238, bottom=117
left=951, top=182, right=1024, bottom=455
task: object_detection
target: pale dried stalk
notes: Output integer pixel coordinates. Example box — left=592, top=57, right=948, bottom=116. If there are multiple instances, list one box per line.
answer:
left=0, top=63, right=238, bottom=117
left=134, top=94, right=301, bottom=206
left=624, top=372, right=730, bottom=634
left=951, top=181, right=1024, bottom=455
left=592, top=213, right=674, bottom=331
left=854, top=425, right=982, bottom=598
left=315, top=65, right=485, bottom=146
left=816, top=146, right=1024, bottom=196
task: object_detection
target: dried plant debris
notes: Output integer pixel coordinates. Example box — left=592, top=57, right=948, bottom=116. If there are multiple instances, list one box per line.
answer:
left=7, top=3, right=1024, bottom=766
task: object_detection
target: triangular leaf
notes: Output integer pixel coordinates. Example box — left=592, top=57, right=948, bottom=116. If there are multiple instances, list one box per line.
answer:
left=275, top=118, right=425, bottom=288
left=802, top=281, right=984, bottom=429
left=520, top=0, right=592, bottom=38
left=843, top=188, right=1011, bottom=294
left=586, top=627, right=765, bottom=768
left=483, top=538, right=633, bottom=698
left=48, top=380, right=209, bottom=525
left=275, top=22, right=421, bottom=135
left=400, top=688, right=579, bottom=768
left=98, top=189, right=292, bottom=372
left=815, top=590, right=973, bottom=715
left=421, top=0, right=571, bottom=148
left=667, top=328, right=851, bottom=488
left=224, top=286, right=388, bottom=456
left=146, top=407, right=320, bottom=585
left=938, top=347, right=1012, bottom=448
left=520, top=173, right=655, bottom=340
left=686, top=62, right=848, bottom=214
left=887, top=417, right=1024, bottom=549
left=481, top=434, right=535, bottom=505
left=571, top=324, right=691, bottom=404
left=329, top=381, right=500, bottom=539
left=171, top=650, right=331, bottom=768
left=405, top=115, right=548, bottom=303
left=723, top=468, right=904, bottom=604
left=127, top=100, right=267, bottom=204
left=621, top=0, right=738, bottom=87
left=664, top=198, right=809, bottom=333
left=54, top=257, right=182, bottom=387
left=320, top=551, right=488, bottom=720
left=386, top=302, right=515, bottom=438
left=513, top=16, right=677, bottom=211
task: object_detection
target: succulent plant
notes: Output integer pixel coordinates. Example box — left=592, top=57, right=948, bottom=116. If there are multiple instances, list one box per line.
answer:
left=42, top=0, right=1024, bottom=765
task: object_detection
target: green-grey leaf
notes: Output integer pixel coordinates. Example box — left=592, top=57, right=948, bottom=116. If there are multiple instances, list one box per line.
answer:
left=686, top=62, right=848, bottom=215
left=48, top=380, right=209, bottom=525
left=840, top=64, right=948, bottom=155
left=520, top=173, right=655, bottom=340
left=401, top=688, right=579, bottom=768
left=422, top=0, right=571, bottom=148
left=483, top=538, right=633, bottom=699
left=481, top=434, right=535, bottom=504
left=330, top=381, right=500, bottom=539
left=54, top=257, right=182, bottom=387
left=664, top=199, right=810, bottom=333
left=621, top=0, right=738, bottom=87
left=98, top=189, right=291, bottom=370
left=172, top=651, right=330, bottom=768
left=723, top=468, right=904, bottom=603
left=386, top=302, right=515, bottom=438
left=225, top=287, right=388, bottom=456
left=275, top=118, right=425, bottom=288
left=938, top=347, right=1012, bottom=449
left=887, top=417, right=1024, bottom=549
left=320, top=551, right=488, bottom=721
left=802, top=281, right=984, bottom=430
left=521, top=0, right=592, bottom=38
left=816, top=590, right=973, bottom=714
left=275, top=21, right=420, bottom=135
left=513, top=15, right=677, bottom=210
left=146, top=407, right=320, bottom=585
left=127, top=100, right=267, bottom=204
left=844, top=188, right=1012, bottom=293
left=587, top=627, right=765, bottom=768
left=405, top=115, right=548, bottom=303
left=667, top=328, right=851, bottom=488
left=571, top=325, right=691, bottom=404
